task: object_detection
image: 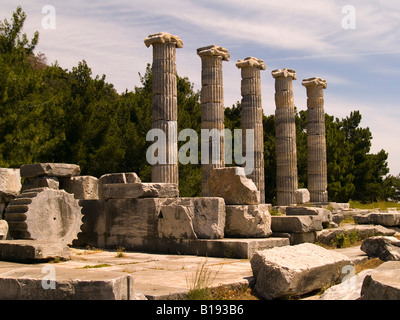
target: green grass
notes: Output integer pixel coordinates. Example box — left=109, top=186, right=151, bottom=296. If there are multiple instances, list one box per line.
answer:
left=186, top=259, right=220, bottom=300
left=349, top=200, right=400, bottom=210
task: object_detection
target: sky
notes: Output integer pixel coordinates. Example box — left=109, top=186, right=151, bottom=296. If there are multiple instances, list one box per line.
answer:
left=1, top=0, right=400, bottom=175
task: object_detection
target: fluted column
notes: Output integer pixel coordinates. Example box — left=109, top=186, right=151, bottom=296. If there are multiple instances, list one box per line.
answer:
left=144, top=32, right=183, bottom=184
left=302, top=77, right=328, bottom=203
left=272, top=68, right=298, bottom=206
left=236, top=57, right=266, bottom=203
left=197, top=45, right=230, bottom=196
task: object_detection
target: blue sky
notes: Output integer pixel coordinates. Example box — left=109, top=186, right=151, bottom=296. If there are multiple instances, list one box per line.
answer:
left=2, top=0, right=400, bottom=175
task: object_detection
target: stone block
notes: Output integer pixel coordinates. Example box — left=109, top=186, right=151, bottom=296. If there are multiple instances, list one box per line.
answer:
left=0, top=240, right=70, bottom=262
left=316, top=225, right=395, bottom=246
left=62, top=176, right=99, bottom=200
left=0, top=220, right=8, bottom=240
left=295, top=189, right=310, bottom=204
left=353, top=211, right=400, bottom=227
left=0, top=266, right=135, bottom=300
left=360, top=261, right=400, bottom=300
left=158, top=203, right=197, bottom=239
left=0, top=168, right=21, bottom=201
left=360, top=236, right=400, bottom=261
left=271, top=215, right=323, bottom=233
left=207, top=167, right=260, bottom=205
left=159, top=197, right=225, bottom=239
left=250, top=243, right=352, bottom=299
left=20, top=163, right=80, bottom=178
left=286, top=206, right=332, bottom=225
left=21, top=176, right=59, bottom=192
left=320, top=269, right=373, bottom=300
left=102, top=183, right=178, bottom=200
left=99, top=172, right=141, bottom=185
left=225, top=204, right=272, bottom=238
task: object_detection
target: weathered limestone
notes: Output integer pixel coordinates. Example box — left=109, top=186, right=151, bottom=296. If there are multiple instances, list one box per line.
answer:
left=236, top=57, right=266, bottom=203
left=295, top=188, right=310, bottom=204
left=360, top=261, right=400, bottom=300
left=251, top=243, right=352, bottom=299
left=361, top=236, right=400, bottom=261
left=98, top=172, right=141, bottom=199
left=61, top=175, right=99, bottom=200
left=316, top=224, right=395, bottom=246
left=102, top=183, right=179, bottom=200
left=0, top=266, right=135, bottom=300
left=271, top=215, right=323, bottom=233
left=319, top=269, right=373, bottom=300
left=20, top=163, right=80, bottom=178
left=302, top=77, right=328, bottom=203
left=286, top=206, right=332, bottom=226
left=272, top=69, right=298, bottom=206
left=158, top=197, right=226, bottom=239
left=145, top=32, right=183, bottom=184
left=158, top=203, right=197, bottom=239
left=0, top=168, right=21, bottom=201
left=0, top=168, right=21, bottom=219
left=0, top=240, right=70, bottom=262
left=353, top=210, right=400, bottom=227
left=5, top=188, right=83, bottom=245
left=0, top=220, right=8, bottom=240
left=225, top=204, right=272, bottom=238
left=207, top=167, right=260, bottom=204
left=197, top=45, right=230, bottom=196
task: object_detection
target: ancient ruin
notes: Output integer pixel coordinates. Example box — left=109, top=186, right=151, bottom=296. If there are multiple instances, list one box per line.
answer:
left=0, top=32, right=399, bottom=301
left=303, top=77, right=328, bottom=203
left=272, top=68, right=299, bottom=206
left=197, top=45, right=230, bottom=196
left=144, top=32, right=183, bottom=184
left=236, top=57, right=266, bottom=204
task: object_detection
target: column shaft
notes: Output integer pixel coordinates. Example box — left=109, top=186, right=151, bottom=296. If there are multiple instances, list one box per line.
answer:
left=272, top=69, right=298, bottom=206
left=237, top=57, right=266, bottom=203
left=302, top=77, right=328, bottom=203
left=144, top=32, right=183, bottom=184
left=197, top=45, right=230, bottom=196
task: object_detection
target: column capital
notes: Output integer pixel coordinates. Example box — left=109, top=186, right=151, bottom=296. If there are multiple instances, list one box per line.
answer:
left=302, top=77, right=327, bottom=89
left=271, top=68, right=297, bottom=80
left=236, top=57, right=266, bottom=70
left=197, top=45, right=230, bottom=61
left=144, top=32, right=183, bottom=48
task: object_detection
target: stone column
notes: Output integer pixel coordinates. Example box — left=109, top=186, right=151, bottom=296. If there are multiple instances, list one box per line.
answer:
left=272, top=68, right=298, bottom=206
left=197, top=45, right=230, bottom=196
left=144, top=32, right=183, bottom=184
left=302, top=77, right=328, bottom=203
left=236, top=57, right=266, bottom=203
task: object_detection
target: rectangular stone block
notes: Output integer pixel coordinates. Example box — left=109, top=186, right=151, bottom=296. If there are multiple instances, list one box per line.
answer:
left=0, top=266, right=134, bottom=300
left=0, top=240, right=70, bottom=262
left=271, top=215, right=323, bottom=233
left=250, top=243, right=353, bottom=299
left=286, top=206, right=332, bottom=224
left=0, top=168, right=21, bottom=200
left=20, top=163, right=80, bottom=178
left=159, top=197, right=226, bottom=239
left=61, top=176, right=99, bottom=200
left=102, top=183, right=178, bottom=200
left=225, top=204, right=271, bottom=238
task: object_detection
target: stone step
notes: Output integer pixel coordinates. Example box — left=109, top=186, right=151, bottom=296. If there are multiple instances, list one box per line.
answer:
left=0, top=240, right=70, bottom=262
